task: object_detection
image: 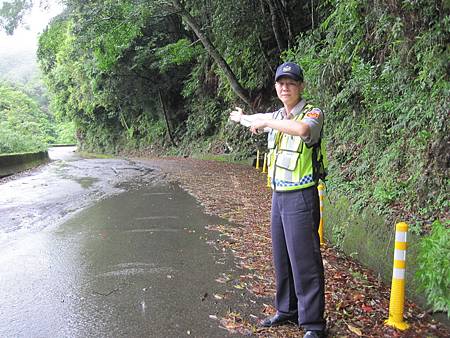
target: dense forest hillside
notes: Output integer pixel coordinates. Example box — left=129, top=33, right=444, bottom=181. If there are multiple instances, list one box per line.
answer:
left=0, top=9, right=75, bottom=152
left=0, top=49, right=38, bottom=84
left=0, top=81, right=76, bottom=152
left=0, top=81, right=52, bottom=152
left=34, top=0, right=448, bottom=315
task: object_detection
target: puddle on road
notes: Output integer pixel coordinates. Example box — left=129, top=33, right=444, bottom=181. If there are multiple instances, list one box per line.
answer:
left=0, top=177, right=256, bottom=337
left=72, top=176, right=100, bottom=189
left=0, top=153, right=160, bottom=236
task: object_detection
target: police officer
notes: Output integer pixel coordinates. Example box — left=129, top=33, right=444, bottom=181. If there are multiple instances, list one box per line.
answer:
left=229, top=62, right=326, bottom=338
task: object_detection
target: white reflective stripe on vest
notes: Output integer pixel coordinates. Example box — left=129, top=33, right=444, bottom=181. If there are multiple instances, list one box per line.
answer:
left=267, top=101, right=320, bottom=191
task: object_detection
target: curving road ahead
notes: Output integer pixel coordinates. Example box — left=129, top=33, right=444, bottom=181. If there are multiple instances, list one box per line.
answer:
left=0, top=147, right=248, bottom=337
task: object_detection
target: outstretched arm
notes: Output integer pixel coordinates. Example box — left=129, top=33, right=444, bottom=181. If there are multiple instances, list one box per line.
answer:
left=250, top=108, right=323, bottom=143
left=250, top=118, right=310, bottom=138
left=229, top=107, right=273, bottom=126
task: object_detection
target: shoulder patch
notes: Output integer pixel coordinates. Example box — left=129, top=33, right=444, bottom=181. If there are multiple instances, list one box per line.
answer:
left=305, top=109, right=321, bottom=119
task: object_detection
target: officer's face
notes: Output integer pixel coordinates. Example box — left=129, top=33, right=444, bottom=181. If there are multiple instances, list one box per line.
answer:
left=275, top=77, right=303, bottom=107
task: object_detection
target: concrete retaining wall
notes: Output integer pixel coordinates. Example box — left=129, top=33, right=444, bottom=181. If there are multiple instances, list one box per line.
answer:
left=0, top=151, right=49, bottom=178
left=323, top=192, right=424, bottom=304
left=49, top=144, right=76, bottom=147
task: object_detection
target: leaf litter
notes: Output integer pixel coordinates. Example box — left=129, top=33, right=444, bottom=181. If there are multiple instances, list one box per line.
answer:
left=144, top=157, right=449, bottom=337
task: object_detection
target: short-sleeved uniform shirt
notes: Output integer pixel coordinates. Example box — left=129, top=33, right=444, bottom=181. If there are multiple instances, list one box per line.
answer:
left=269, top=99, right=324, bottom=145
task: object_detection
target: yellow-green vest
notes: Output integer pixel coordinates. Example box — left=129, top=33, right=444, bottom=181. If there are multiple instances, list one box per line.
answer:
left=267, top=104, right=327, bottom=192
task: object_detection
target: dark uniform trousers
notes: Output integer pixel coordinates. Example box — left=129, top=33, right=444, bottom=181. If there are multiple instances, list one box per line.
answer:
left=271, top=185, right=326, bottom=331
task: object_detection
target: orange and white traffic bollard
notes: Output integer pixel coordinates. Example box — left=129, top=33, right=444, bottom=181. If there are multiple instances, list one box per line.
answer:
left=317, top=183, right=325, bottom=245
left=385, top=222, right=410, bottom=330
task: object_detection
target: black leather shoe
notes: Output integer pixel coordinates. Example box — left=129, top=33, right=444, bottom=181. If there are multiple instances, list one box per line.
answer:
left=259, top=312, right=298, bottom=327
left=303, top=330, right=326, bottom=338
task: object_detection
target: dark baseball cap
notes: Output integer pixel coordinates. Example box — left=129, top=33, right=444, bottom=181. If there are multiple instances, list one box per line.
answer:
left=275, top=62, right=303, bottom=82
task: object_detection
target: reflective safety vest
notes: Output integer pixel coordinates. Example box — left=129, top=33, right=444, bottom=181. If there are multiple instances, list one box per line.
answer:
left=267, top=104, right=328, bottom=192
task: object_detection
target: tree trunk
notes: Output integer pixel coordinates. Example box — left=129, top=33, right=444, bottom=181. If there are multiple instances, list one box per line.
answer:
left=257, top=35, right=274, bottom=75
left=266, top=0, right=287, bottom=52
left=170, top=0, right=253, bottom=108
left=279, top=0, right=293, bottom=49
left=158, top=89, right=177, bottom=147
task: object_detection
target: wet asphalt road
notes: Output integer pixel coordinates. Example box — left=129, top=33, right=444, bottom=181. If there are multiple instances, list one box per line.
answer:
left=0, top=147, right=250, bottom=337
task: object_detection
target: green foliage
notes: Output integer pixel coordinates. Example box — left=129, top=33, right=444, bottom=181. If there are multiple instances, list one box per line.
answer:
left=0, top=0, right=32, bottom=35
left=0, top=82, right=53, bottom=153
left=38, top=1, right=193, bottom=155
left=54, top=120, right=76, bottom=144
left=184, top=98, right=221, bottom=138
left=139, top=118, right=166, bottom=146
left=415, top=220, right=450, bottom=316
left=156, top=39, right=203, bottom=71
left=30, top=0, right=448, bottom=315
left=209, top=0, right=272, bottom=96
left=38, top=19, right=70, bottom=75
left=285, top=0, right=449, bottom=225
left=37, top=0, right=448, bottom=230
left=0, top=121, right=42, bottom=153
left=89, top=2, right=145, bottom=71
